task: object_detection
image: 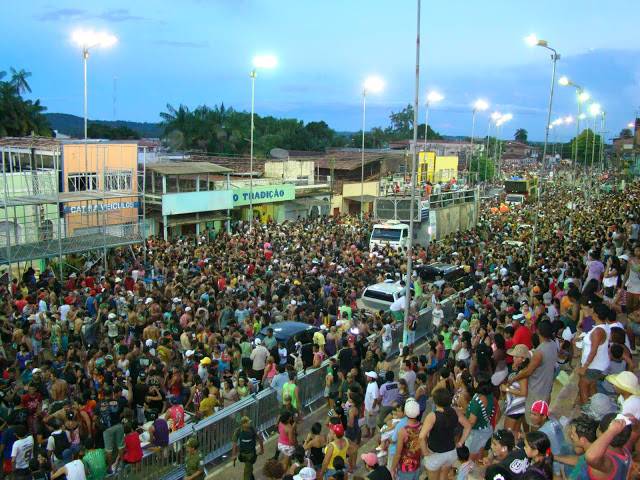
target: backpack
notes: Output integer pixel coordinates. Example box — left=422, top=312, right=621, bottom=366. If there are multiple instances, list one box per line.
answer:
left=52, top=431, right=71, bottom=459
left=237, top=427, right=256, bottom=456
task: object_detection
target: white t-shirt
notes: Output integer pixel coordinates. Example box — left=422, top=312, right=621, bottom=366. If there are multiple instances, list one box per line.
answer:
left=621, top=395, right=640, bottom=420
left=365, top=381, right=380, bottom=412
left=59, top=304, right=71, bottom=323
left=65, top=459, right=86, bottom=480
left=11, top=435, right=34, bottom=469
left=432, top=308, right=444, bottom=328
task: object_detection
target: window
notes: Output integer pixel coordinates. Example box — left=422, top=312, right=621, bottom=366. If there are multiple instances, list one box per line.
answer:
left=104, top=169, right=133, bottom=191
left=371, top=228, right=403, bottom=241
left=67, top=173, right=97, bottom=192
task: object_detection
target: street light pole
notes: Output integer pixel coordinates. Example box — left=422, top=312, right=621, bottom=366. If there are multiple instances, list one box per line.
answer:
left=526, top=35, right=559, bottom=266
left=83, top=47, right=89, bottom=175
left=403, top=0, right=420, bottom=347
left=249, top=70, right=256, bottom=232
left=360, top=89, right=366, bottom=221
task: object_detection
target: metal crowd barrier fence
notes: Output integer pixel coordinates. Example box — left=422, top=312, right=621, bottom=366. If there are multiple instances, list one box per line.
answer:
left=125, top=278, right=486, bottom=480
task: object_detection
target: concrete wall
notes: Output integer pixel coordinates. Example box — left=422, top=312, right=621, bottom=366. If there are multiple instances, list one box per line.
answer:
left=433, top=201, right=477, bottom=240
left=264, top=159, right=314, bottom=181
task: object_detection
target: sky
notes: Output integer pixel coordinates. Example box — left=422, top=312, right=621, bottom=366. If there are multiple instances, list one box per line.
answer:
left=2, top=0, right=639, bottom=142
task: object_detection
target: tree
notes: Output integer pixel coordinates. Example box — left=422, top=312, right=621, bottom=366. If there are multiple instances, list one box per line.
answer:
left=568, top=129, right=603, bottom=165
left=514, top=128, right=528, bottom=143
left=388, top=104, right=415, bottom=137
left=0, top=68, right=50, bottom=137
left=87, top=122, right=140, bottom=140
left=469, top=155, right=496, bottom=181
left=620, top=128, right=634, bottom=139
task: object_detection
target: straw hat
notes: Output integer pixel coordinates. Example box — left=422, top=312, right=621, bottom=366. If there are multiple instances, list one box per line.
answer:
left=605, top=371, right=640, bottom=395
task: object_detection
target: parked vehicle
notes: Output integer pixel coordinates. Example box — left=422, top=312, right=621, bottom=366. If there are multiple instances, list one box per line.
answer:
left=415, top=262, right=470, bottom=288
left=369, top=220, right=410, bottom=252
left=360, top=280, right=411, bottom=312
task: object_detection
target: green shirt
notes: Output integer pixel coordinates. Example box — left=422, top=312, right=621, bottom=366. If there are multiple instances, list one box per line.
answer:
left=83, top=449, right=107, bottom=480
left=414, top=279, right=423, bottom=298
left=441, top=331, right=453, bottom=350
left=338, top=305, right=352, bottom=320
left=466, top=393, right=494, bottom=430
left=282, top=382, right=298, bottom=409
left=459, top=319, right=470, bottom=332
left=240, top=341, right=252, bottom=358
left=185, top=451, right=202, bottom=476
left=569, top=454, right=587, bottom=479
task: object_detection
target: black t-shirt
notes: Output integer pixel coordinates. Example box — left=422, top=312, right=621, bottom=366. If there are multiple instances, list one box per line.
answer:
left=97, top=397, right=126, bottom=429
left=132, top=383, right=149, bottom=406
left=367, top=465, right=393, bottom=480
left=499, top=448, right=530, bottom=479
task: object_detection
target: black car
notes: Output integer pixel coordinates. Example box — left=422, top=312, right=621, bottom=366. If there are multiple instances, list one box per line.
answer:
left=257, top=321, right=319, bottom=368
left=416, top=262, right=470, bottom=288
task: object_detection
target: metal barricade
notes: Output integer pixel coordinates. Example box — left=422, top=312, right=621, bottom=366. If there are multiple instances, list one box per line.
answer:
left=253, top=388, right=280, bottom=432
left=297, top=363, right=329, bottom=408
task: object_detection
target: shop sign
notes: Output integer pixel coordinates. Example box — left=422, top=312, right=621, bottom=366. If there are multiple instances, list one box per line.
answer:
left=232, top=184, right=295, bottom=207
left=64, top=201, right=140, bottom=215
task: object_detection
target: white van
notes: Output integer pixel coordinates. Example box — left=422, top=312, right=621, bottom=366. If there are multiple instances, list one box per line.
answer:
left=505, top=193, right=525, bottom=205
left=360, top=280, right=411, bottom=312
left=369, top=221, right=410, bottom=252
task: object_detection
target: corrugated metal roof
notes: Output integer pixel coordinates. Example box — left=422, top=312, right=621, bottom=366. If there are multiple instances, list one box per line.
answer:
left=147, top=162, right=231, bottom=175
left=0, top=137, right=61, bottom=150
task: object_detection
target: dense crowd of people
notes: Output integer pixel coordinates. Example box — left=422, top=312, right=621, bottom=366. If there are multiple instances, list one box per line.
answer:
left=0, top=172, right=639, bottom=480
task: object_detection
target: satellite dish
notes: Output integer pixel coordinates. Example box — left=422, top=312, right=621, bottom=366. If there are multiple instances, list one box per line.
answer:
left=270, top=148, right=289, bottom=159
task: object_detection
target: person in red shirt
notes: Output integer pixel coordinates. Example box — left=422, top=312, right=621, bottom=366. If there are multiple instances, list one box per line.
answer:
left=511, top=314, right=533, bottom=349
left=166, top=398, right=185, bottom=432
left=14, top=295, right=27, bottom=314
left=122, top=423, right=143, bottom=464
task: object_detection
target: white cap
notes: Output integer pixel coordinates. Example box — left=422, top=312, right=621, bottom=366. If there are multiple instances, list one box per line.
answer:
left=291, top=300, right=297, bottom=306
left=172, top=297, right=181, bottom=304
left=404, top=399, right=420, bottom=418
left=145, top=339, right=154, bottom=347
left=185, top=306, right=192, bottom=312
left=115, top=277, right=122, bottom=283
left=457, top=313, right=465, bottom=320
left=108, top=313, right=116, bottom=319
left=32, top=368, right=42, bottom=374
left=185, top=350, right=194, bottom=357
left=254, top=338, right=262, bottom=345
left=293, top=467, right=317, bottom=480
left=145, top=297, right=153, bottom=304
left=365, top=371, right=378, bottom=379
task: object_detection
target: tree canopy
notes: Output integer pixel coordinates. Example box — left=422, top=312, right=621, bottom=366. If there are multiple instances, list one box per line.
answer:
left=159, top=102, right=442, bottom=155
left=0, top=68, right=50, bottom=137
left=87, top=122, right=140, bottom=140
left=469, top=154, right=496, bottom=181
left=514, top=128, right=528, bottom=143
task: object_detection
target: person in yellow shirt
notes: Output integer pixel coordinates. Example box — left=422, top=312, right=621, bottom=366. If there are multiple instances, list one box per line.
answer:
left=198, top=387, right=218, bottom=417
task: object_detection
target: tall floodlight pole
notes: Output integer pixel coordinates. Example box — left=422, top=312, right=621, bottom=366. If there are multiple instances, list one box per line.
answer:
left=486, top=112, right=502, bottom=184
left=422, top=91, right=443, bottom=183
left=248, top=55, right=277, bottom=233
left=559, top=76, right=589, bottom=184
left=470, top=99, right=489, bottom=184
left=72, top=29, right=117, bottom=178
left=525, top=34, right=559, bottom=266
left=403, top=0, right=421, bottom=347
left=360, top=76, right=384, bottom=220
left=589, top=103, right=602, bottom=174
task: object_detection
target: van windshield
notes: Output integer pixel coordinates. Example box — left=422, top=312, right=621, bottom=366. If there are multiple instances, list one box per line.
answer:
left=506, top=195, right=524, bottom=203
left=371, top=228, right=403, bottom=241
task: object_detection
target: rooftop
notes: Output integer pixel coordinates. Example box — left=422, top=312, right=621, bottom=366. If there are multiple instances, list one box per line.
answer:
left=310, top=151, right=396, bottom=171
left=0, top=136, right=139, bottom=152
left=147, top=161, right=231, bottom=176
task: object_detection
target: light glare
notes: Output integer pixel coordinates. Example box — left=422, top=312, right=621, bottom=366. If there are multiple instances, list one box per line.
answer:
left=564, top=116, right=574, bottom=124
left=72, top=29, right=117, bottom=48
left=426, top=91, right=444, bottom=104
left=629, top=122, right=635, bottom=129
left=474, top=99, right=489, bottom=111
left=589, top=103, right=601, bottom=116
left=558, top=76, right=570, bottom=86
left=363, top=76, right=384, bottom=94
left=525, top=34, right=539, bottom=47
left=491, top=111, right=502, bottom=121
left=578, top=92, right=590, bottom=102
left=253, top=55, right=278, bottom=69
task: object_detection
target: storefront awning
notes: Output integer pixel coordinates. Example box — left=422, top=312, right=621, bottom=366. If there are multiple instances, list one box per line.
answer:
left=167, top=213, right=228, bottom=227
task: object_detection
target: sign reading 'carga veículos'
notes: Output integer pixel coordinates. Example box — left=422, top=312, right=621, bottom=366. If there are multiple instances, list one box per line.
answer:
left=64, top=202, right=140, bottom=215
left=232, top=184, right=295, bottom=207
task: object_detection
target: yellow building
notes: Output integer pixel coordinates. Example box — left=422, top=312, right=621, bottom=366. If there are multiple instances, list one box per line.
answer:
left=417, top=152, right=459, bottom=183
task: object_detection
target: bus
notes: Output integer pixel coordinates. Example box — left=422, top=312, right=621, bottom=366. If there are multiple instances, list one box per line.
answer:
left=504, top=177, right=538, bottom=200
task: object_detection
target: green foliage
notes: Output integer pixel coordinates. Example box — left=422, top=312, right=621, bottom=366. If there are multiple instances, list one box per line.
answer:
left=514, top=128, right=528, bottom=143
left=87, top=122, right=140, bottom=140
left=620, top=128, right=633, bottom=139
left=46, top=113, right=163, bottom=138
left=469, top=154, right=495, bottom=181
left=568, top=129, right=603, bottom=165
left=0, top=68, right=50, bottom=137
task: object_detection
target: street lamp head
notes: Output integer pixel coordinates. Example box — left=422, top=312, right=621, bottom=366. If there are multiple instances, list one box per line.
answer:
left=589, top=103, right=601, bottom=116
left=427, top=91, right=444, bottom=104
left=558, top=75, right=570, bottom=86
left=564, top=116, right=574, bottom=124
left=578, top=113, right=587, bottom=120
left=473, top=99, right=489, bottom=112
left=363, top=76, right=384, bottom=94
left=552, top=118, right=564, bottom=126
left=524, top=33, right=547, bottom=48
left=491, top=111, right=502, bottom=121
left=252, top=55, right=278, bottom=69
left=72, top=29, right=118, bottom=49
left=578, top=91, right=590, bottom=103
left=629, top=122, right=635, bottom=129
left=501, top=113, right=513, bottom=122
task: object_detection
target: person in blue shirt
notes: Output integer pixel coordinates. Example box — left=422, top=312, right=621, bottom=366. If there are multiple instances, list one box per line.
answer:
left=270, top=365, right=289, bottom=403
left=85, top=293, right=97, bottom=317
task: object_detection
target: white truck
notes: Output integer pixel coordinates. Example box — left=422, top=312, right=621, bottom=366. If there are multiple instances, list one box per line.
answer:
left=369, top=220, right=410, bottom=252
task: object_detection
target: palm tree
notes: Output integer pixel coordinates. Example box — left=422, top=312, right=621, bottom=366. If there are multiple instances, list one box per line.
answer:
left=514, top=128, right=528, bottom=143
left=9, top=68, right=32, bottom=94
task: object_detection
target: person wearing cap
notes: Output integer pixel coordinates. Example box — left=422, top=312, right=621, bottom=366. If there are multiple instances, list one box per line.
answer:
left=361, top=451, right=392, bottom=480
left=363, top=371, right=379, bottom=439
left=528, top=400, right=571, bottom=477
left=510, top=313, right=532, bottom=350
left=232, top=416, right=263, bottom=480
left=104, top=313, right=119, bottom=341
left=605, top=370, right=640, bottom=421
left=249, top=338, right=269, bottom=381
left=389, top=398, right=422, bottom=480
left=501, top=343, right=530, bottom=437
left=319, top=422, right=348, bottom=480
left=292, top=466, right=317, bottom=480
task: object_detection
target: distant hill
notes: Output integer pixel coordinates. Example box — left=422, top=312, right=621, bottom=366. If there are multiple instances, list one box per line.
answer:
left=45, top=113, right=163, bottom=138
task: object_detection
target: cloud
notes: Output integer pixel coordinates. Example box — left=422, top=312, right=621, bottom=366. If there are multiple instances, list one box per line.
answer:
left=36, top=7, right=149, bottom=23
left=154, top=40, right=209, bottom=49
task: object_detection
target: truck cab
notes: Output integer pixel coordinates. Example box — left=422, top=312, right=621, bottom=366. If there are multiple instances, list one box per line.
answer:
left=369, top=221, right=410, bottom=252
